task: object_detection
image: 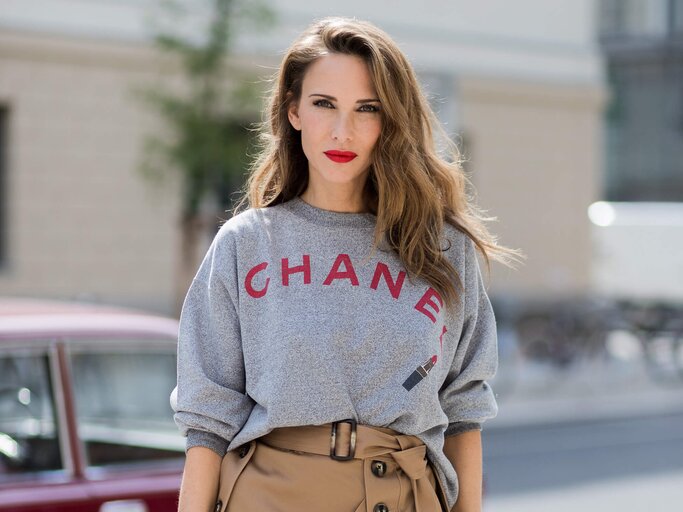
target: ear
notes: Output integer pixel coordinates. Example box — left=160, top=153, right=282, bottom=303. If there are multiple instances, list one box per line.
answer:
left=287, top=98, right=302, bottom=131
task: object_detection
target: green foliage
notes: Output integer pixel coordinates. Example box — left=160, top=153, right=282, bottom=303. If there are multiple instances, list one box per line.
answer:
left=134, top=0, right=273, bottom=217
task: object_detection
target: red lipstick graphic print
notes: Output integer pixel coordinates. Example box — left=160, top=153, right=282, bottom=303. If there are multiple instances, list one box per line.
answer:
left=402, top=355, right=438, bottom=391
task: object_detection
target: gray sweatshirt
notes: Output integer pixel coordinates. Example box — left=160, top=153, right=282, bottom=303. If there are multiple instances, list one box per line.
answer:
left=170, top=195, right=498, bottom=510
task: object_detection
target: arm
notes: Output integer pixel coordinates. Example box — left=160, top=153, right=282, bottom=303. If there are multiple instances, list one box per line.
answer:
left=170, top=227, right=255, bottom=510
left=178, top=447, right=222, bottom=512
left=443, top=431, right=483, bottom=512
left=438, top=238, right=498, bottom=510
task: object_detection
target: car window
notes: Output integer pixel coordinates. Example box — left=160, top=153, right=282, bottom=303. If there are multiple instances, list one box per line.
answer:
left=69, top=342, right=184, bottom=469
left=0, top=351, right=63, bottom=482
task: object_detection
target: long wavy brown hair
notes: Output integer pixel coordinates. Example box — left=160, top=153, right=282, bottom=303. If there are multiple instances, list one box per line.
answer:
left=233, top=16, right=524, bottom=309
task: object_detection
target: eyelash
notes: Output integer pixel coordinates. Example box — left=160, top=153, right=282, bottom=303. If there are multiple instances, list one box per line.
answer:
left=313, top=99, right=380, bottom=113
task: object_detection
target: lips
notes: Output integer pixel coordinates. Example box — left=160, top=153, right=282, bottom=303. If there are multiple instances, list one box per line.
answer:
left=324, top=150, right=357, bottom=163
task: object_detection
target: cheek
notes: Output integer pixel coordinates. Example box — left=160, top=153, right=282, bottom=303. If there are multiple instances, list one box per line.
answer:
left=300, top=109, right=328, bottom=133
left=299, top=112, right=328, bottom=145
left=360, top=118, right=382, bottom=149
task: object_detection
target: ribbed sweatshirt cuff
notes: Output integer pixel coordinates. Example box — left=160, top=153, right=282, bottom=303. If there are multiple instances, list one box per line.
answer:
left=186, top=428, right=230, bottom=456
left=444, top=422, right=482, bottom=437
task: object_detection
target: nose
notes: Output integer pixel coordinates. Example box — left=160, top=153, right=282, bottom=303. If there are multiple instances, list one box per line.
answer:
left=331, top=112, right=353, bottom=142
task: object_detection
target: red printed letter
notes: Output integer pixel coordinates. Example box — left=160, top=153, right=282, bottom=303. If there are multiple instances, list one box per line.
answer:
left=282, top=255, right=311, bottom=286
left=439, top=324, right=448, bottom=354
left=370, top=262, right=406, bottom=299
left=245, top=262, right=270, bottom=298
left=323, top=254, right=359, bottom=286
left=414, top=287, right=443, bottom=323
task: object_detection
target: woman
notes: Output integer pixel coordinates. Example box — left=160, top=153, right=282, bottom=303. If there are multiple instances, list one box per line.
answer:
left=171, top=16, right=522, bottom=512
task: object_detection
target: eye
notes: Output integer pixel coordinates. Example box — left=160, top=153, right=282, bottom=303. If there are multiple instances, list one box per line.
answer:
left=313, top=99, right=334, bottom=108
left=358, top=103, right=380, bottom=113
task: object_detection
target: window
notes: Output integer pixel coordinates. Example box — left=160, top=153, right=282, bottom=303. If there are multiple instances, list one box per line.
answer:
left=599, top=0, right=683, bottom=201
left=0, top=106, right=7, bottom=269
left=69, top=342, right=183, bottom=469
left=0, top=351, right=63, bottom=482
left=599, top=0, right=670, bottom=38
left=673, top=0, right=683, bottom=34
left=604, top=60, right=683, bottom=201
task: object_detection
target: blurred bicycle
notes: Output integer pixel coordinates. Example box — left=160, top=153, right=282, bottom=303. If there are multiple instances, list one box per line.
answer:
left=617, top=300, right=683, bottom=385
left=492, top=296, right=683, bottom=397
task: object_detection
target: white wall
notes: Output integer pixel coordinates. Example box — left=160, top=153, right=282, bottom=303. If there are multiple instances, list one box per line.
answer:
left=0, top=0, right=603, bottom=84
left=590, top=202, right=683, bottom=302
left=265, top=0, right=602, bottom=83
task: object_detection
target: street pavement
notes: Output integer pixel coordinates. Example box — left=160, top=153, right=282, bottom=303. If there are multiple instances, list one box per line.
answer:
left=484, top=468, right=683, bottom=512
left=478, top=352, right=683, bottom=512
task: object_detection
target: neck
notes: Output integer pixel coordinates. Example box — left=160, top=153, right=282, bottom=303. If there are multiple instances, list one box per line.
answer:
left=299, top=188, right=368, bottom=214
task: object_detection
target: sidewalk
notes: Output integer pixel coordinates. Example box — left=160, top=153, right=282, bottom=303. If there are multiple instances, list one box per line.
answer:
left=486, top=354, right=683, bottom=430
left=483, top=468, right=683, bottom=512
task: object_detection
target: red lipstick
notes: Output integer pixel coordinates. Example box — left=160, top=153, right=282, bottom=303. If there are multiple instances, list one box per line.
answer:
left=324, top=150, right=357, bottom=163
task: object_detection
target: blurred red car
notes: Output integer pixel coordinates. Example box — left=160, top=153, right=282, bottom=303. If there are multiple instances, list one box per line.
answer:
left=0, top=297, right=183, bottom=512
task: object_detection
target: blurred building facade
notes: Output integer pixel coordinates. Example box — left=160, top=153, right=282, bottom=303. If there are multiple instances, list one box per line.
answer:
left=589, top=0, right=683, bottom=303
left=598, top=0, right=683, bottom=202
left=0, top=0, right=605, bottom=314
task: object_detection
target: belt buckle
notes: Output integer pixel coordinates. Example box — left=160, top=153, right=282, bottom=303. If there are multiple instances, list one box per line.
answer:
left=330, top=419, right=357, bottom=461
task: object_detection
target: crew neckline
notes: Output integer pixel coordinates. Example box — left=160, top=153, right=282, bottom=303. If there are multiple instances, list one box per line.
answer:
left=284, top=196, right=376, bottom=228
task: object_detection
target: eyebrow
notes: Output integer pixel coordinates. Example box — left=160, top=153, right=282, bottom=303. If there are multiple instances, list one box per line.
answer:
left=309, top=93, right=381, bottom=103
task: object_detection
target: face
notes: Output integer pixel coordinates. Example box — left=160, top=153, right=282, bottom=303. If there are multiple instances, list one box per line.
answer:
left=287, top=53, right=382, bottom=196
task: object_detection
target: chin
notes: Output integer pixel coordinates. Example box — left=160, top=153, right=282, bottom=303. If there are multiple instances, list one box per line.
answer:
left=320, top=166, right=369, bottom=183
left=324, top=176, right=366, bottom=187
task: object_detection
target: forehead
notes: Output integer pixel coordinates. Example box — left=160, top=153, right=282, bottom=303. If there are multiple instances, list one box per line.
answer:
left=301, top=53, right=376, bottom=95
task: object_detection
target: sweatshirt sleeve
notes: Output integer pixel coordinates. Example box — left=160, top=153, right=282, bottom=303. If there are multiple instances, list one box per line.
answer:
left=169, top=227, right=255, bottom=456
left=439, top=237, right=499, bottom=437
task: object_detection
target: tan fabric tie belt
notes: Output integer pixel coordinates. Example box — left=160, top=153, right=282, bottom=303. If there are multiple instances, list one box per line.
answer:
left=259, top=420, right=448, bottom=512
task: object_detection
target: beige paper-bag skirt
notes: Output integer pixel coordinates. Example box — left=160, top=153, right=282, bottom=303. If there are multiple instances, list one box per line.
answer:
left=215, top=421, right=448, bottom=512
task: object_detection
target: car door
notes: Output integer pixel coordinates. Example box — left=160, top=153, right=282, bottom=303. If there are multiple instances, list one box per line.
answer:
left=0, top=342, right=95, bottom=512
left=66, top=337, right=184, bottom=512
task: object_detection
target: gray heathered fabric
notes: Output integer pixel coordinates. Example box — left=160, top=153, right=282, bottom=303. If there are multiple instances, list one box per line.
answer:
left=170, top=195, right=498, bottom=510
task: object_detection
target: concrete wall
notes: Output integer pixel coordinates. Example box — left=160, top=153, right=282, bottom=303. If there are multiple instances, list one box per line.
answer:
left=0, top=30, right=183, bottom=313
left=460, top=78, right=606, bottom=298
